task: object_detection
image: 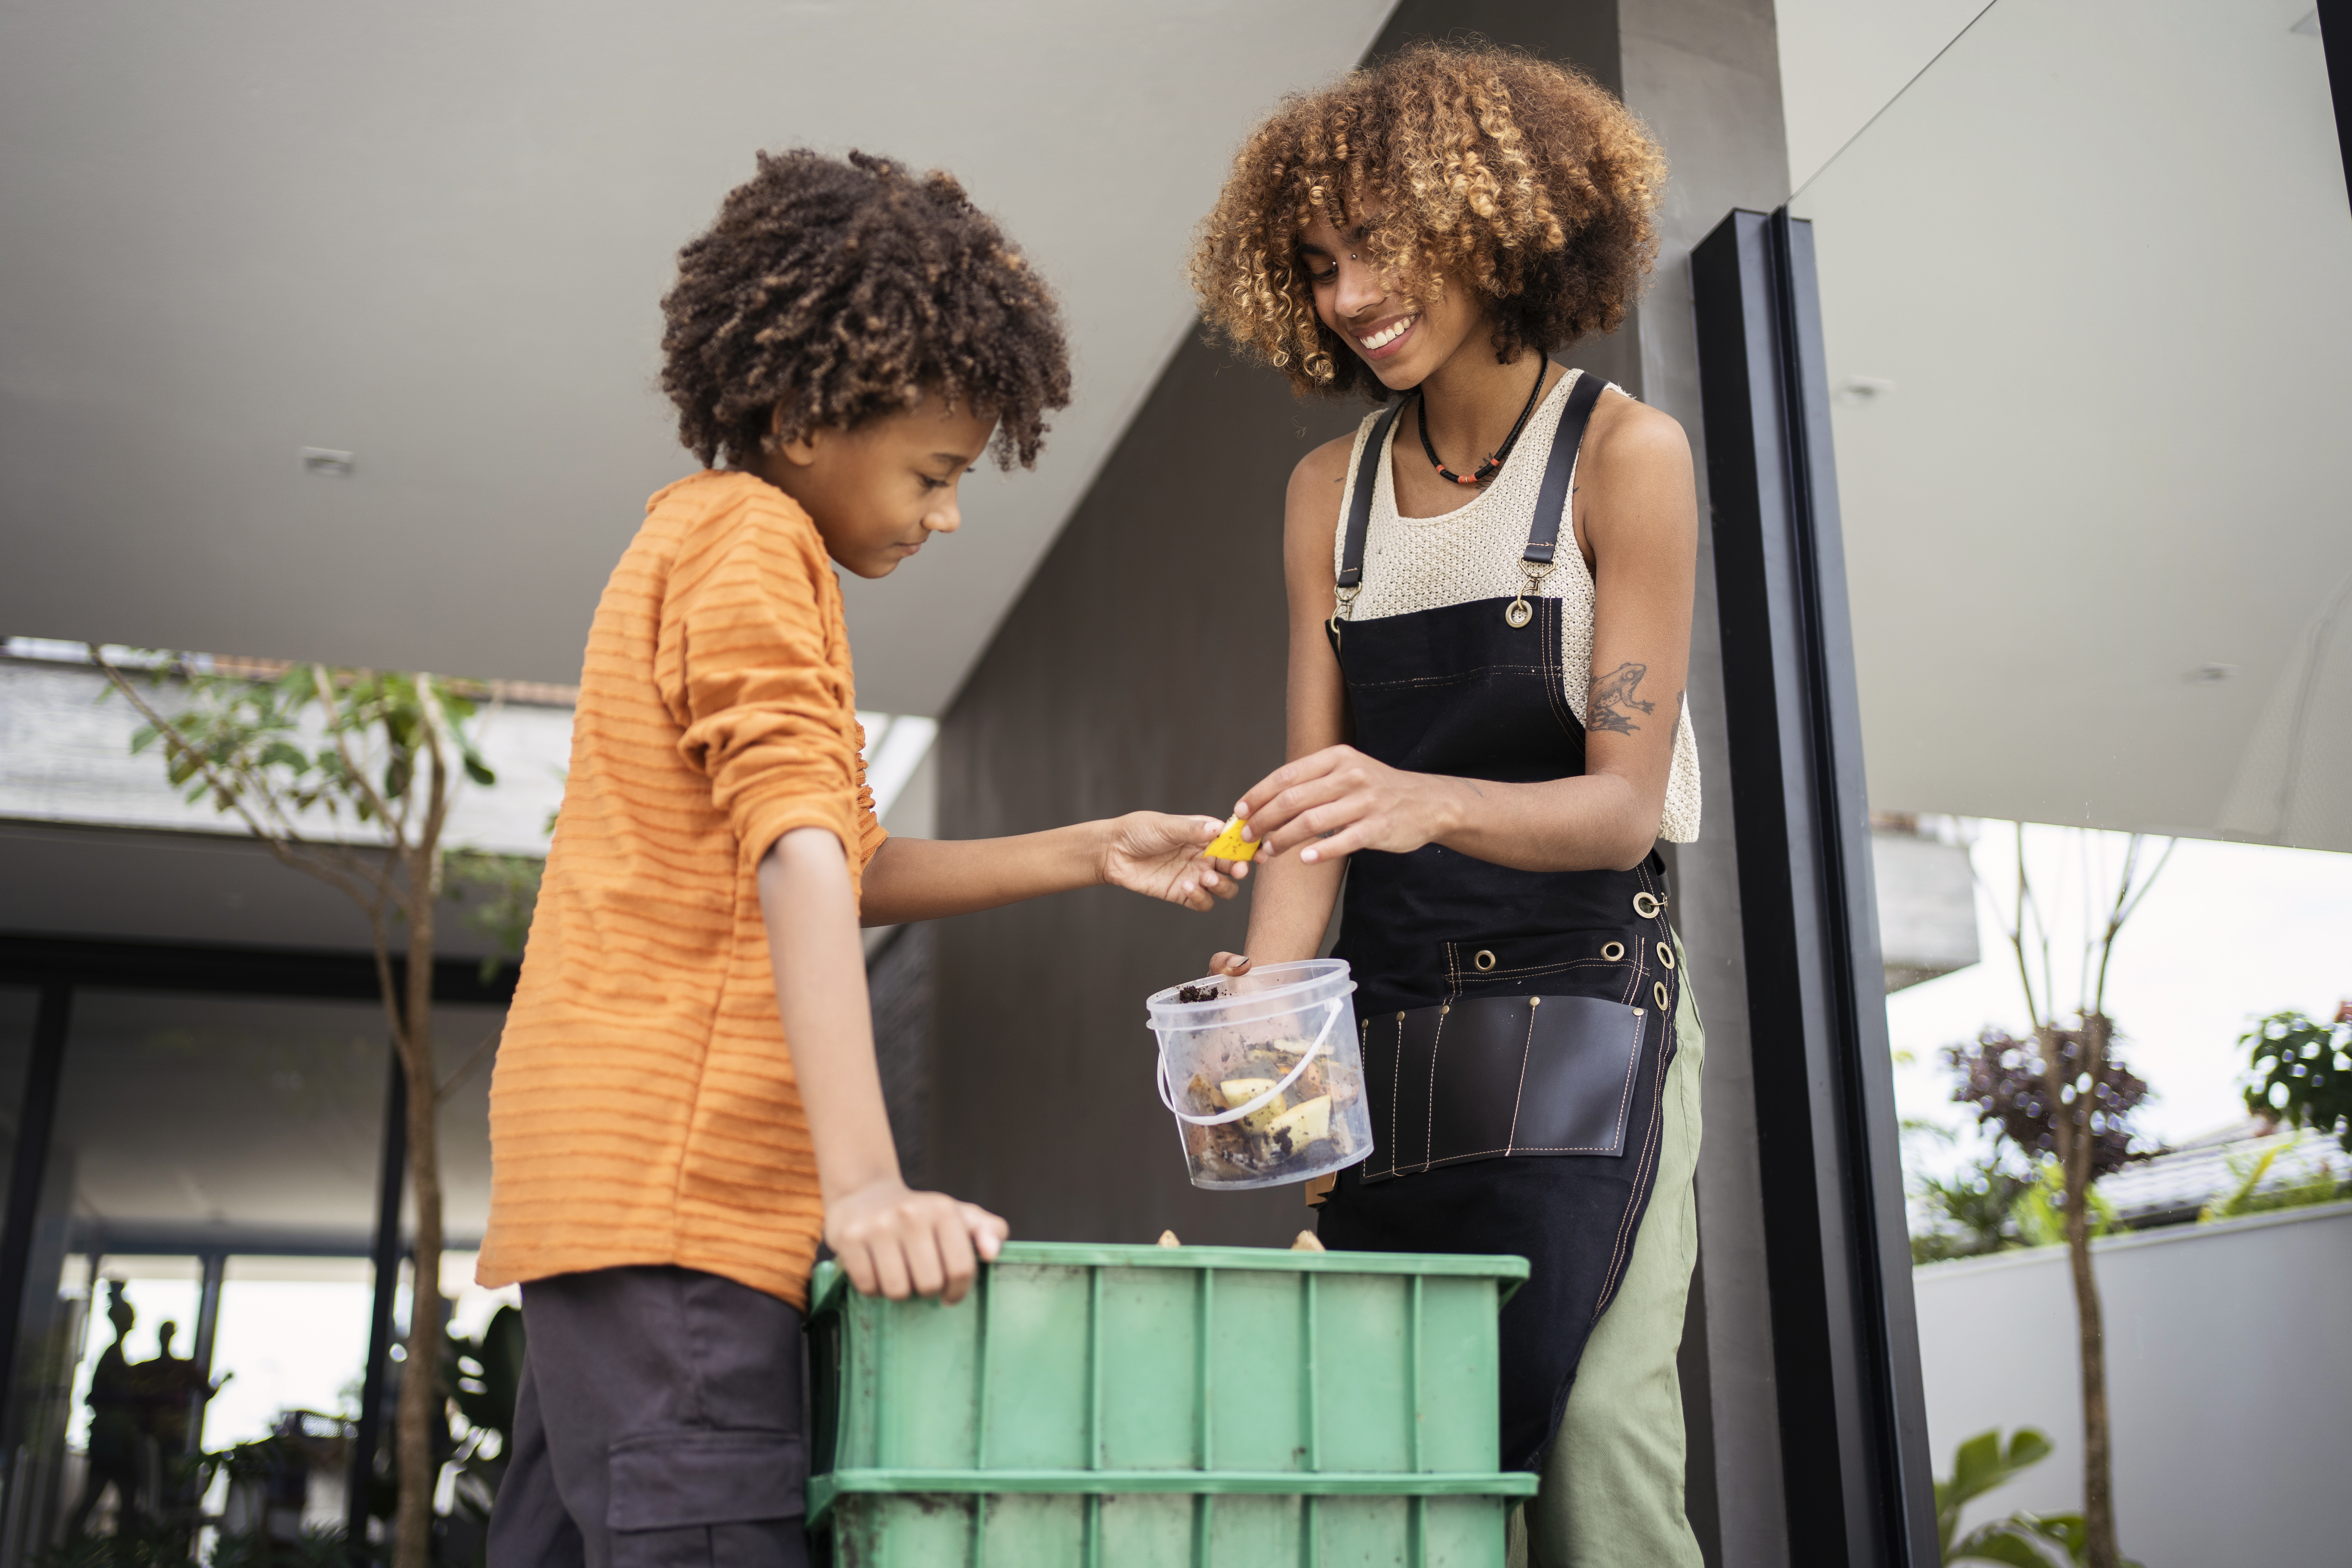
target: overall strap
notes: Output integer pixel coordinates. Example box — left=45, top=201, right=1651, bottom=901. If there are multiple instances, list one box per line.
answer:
left=1524, top=370, right=1608, bottom=568
left=1335, top=398, right=1410, bottom=594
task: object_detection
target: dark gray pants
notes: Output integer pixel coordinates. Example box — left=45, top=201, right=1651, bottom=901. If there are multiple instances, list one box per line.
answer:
left=486, top=1266, right=810, bottom=1568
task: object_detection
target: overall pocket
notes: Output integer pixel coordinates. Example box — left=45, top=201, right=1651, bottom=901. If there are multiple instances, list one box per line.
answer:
left=1357, top=991, right=1649, bottom=1182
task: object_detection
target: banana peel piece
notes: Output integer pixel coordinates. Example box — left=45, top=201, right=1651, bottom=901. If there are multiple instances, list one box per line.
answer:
left=1219, top=1078, right=1285, bottom=1131
left=1267, top=1094, right=1332, bottom=1149
left=1203, top=813, right=1259, bottom=863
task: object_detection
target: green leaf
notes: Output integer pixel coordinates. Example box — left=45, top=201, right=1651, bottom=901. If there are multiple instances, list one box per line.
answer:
left=1950, top=1526, right=2060, bottom=1568
left=2004, top=1429, right=2052, bottom=1472
left=448, top=1304, right=525, bottom=1438
left=1937, top=1427, right=2055, bottom=1558
left=2017, top=1512, right=2086, bottom=1557
left=1949, top=1430, right=2008, bottom=1504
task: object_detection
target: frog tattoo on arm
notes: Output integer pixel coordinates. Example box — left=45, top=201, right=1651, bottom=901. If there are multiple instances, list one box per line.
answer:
left=1587, top=661, right=1656, bottom=736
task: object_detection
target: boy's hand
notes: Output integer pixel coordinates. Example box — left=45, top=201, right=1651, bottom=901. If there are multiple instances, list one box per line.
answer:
left=1099, top=812, right=1249, bottom=911
left=826, top=1176, right=1008, bottom=1306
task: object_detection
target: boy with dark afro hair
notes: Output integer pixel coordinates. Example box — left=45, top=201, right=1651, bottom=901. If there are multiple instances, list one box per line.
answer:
left=661, top=149, right=1071, bottom=472
left=479, top=149, right=1240, bottom=1568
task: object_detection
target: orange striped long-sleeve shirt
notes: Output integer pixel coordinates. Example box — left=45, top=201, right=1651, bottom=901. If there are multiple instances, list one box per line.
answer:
left=477, top=470, right=885, bottom=1307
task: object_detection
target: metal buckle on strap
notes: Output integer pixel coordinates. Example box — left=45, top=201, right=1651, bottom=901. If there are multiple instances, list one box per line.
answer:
left=1328, top=583, right=1361, bottom=640
left=1504, top=561, right=1554, bottom=629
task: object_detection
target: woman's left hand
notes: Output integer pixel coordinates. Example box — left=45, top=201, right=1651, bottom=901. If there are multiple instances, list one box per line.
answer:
left=1232, top=745, right=1467, bottom=865
left=1098, top=813, right=1246, bottom=911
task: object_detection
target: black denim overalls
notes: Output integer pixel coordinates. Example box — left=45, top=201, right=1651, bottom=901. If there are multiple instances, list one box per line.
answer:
left=1313, top=373, right=1683, bottom=1474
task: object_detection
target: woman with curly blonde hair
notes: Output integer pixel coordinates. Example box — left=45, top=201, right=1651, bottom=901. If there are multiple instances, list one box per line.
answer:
left=1192, top=43, right=1706, bottom=1566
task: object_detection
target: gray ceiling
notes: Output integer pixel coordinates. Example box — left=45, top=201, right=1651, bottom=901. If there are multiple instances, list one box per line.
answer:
left=5, top=0, right=2346, bottom=853
left=0, top=0, right=1392, bottom=715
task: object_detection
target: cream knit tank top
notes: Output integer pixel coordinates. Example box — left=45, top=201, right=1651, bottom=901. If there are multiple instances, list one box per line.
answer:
left=1331, top=368, right=1702, bottom=844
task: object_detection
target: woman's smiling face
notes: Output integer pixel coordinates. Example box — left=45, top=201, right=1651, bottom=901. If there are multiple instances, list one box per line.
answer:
left=1298, top=209, right=1484, bottom=390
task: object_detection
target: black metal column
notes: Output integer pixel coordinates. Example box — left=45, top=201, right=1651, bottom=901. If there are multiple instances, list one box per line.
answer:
left=347, top=1045, right=407, bottom=1554
left=0, top=983, right=72, bottom=1451
left=1690, top=207, right=1937, bottom=1568
left=2318, top=0, right=2352, bottom=214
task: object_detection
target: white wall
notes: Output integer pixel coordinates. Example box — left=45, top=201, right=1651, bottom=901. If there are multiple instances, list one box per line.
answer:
left=0, top=657, right=570, bottom=857
left=1911, top=1202, right=2352, bottom=1564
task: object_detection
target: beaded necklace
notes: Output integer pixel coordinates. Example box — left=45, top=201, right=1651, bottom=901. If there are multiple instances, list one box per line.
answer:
left=1416, top=354, right=1549, bottom=487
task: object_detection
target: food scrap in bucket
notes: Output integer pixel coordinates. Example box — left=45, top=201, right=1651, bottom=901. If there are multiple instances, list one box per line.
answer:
left=1203, top=813, right=1259, bottom=863
left=1179, top=1038, right=1359, bottom=1182
left=1176, top=982, right=1222, bottom=1004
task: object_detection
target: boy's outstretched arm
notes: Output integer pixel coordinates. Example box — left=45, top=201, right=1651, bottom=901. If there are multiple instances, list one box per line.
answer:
left=760, top=827, right=1007, bottom=1304
left=857, top=812, right=1241, bottom=927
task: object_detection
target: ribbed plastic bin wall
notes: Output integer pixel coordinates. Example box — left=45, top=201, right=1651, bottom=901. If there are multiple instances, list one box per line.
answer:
left=807, top=1240, right=1534, bottom=1567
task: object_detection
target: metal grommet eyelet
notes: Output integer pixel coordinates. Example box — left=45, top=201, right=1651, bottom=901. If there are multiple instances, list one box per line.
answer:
left=1657, top=941, right=1675, bottom=969
left=1632, top=891, right=1662, bottom=920
left=1601, top=941, right=1626, bottom=963
left=1474, top=949, right=1497, bottom=972
left=1654, top=981, right=1671, bottom=1011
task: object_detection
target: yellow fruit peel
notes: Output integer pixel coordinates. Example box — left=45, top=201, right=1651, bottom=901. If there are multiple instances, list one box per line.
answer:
left=1205, top=813, right=1259, bottom=862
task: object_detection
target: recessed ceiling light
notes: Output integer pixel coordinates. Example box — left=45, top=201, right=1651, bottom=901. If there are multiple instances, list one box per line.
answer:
left=301, top=447, right=355, bottom=476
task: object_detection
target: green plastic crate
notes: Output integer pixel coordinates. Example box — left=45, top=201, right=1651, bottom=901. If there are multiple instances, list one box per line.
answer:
left=806, top=1240, right=1535, bottom=1566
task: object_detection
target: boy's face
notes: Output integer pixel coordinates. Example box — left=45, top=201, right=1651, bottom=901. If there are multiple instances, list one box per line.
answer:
left=1297, top=207, right=1485, bottom=392
left=753, top=395, right=997, bottom=579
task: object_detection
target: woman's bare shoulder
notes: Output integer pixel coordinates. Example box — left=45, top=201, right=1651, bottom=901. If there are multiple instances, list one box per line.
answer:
left=1290, top=431, right=1356, bottom=498
left=1584, top=388, right=1691, bottom=481
left=1286, top=431, right=1357, bottom=535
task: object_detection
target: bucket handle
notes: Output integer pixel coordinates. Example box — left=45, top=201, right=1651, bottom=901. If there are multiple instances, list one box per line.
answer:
left=1156, top=997, right=1345, bottom=1127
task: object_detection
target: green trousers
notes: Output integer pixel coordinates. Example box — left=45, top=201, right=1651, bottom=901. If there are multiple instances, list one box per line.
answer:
left=1507, top=946, right=1707, bottom=1568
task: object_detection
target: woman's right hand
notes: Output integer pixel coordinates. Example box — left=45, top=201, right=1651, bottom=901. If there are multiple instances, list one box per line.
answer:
left=1207, top=952, right=1253, bottom=978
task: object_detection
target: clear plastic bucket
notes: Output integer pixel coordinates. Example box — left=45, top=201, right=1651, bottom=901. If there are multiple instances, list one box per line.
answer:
left=1146, top=960, right=1374, bottom=1190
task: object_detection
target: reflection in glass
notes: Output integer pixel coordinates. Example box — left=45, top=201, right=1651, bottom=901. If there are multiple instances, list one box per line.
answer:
left=0, top=991, right=388, bottom=1561
left=421, top=1002, right=505, bottom=1250
left=0, top=987, right=36, bottom=1227
left=1793, top=0, right=2352, bottom=851
left=1790, top=4, right=2352, bottom=1561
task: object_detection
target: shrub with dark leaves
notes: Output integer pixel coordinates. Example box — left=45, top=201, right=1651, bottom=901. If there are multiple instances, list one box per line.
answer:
left=2241, top=1004, right=2351, bottom=1154
left=1945, top=1025, right=2149, bottom=1183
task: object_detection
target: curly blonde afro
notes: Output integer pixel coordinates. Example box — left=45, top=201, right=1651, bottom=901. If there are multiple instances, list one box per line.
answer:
left=1189, top=42, right=1668, bottom=399
left=662, top=150, right=1071, bottom=469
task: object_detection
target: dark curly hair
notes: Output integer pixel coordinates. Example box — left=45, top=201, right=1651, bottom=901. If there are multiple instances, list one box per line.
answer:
left=1189, top=42, right=1667, bottom=399
left=661, top=149, right=1072, bottom=469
